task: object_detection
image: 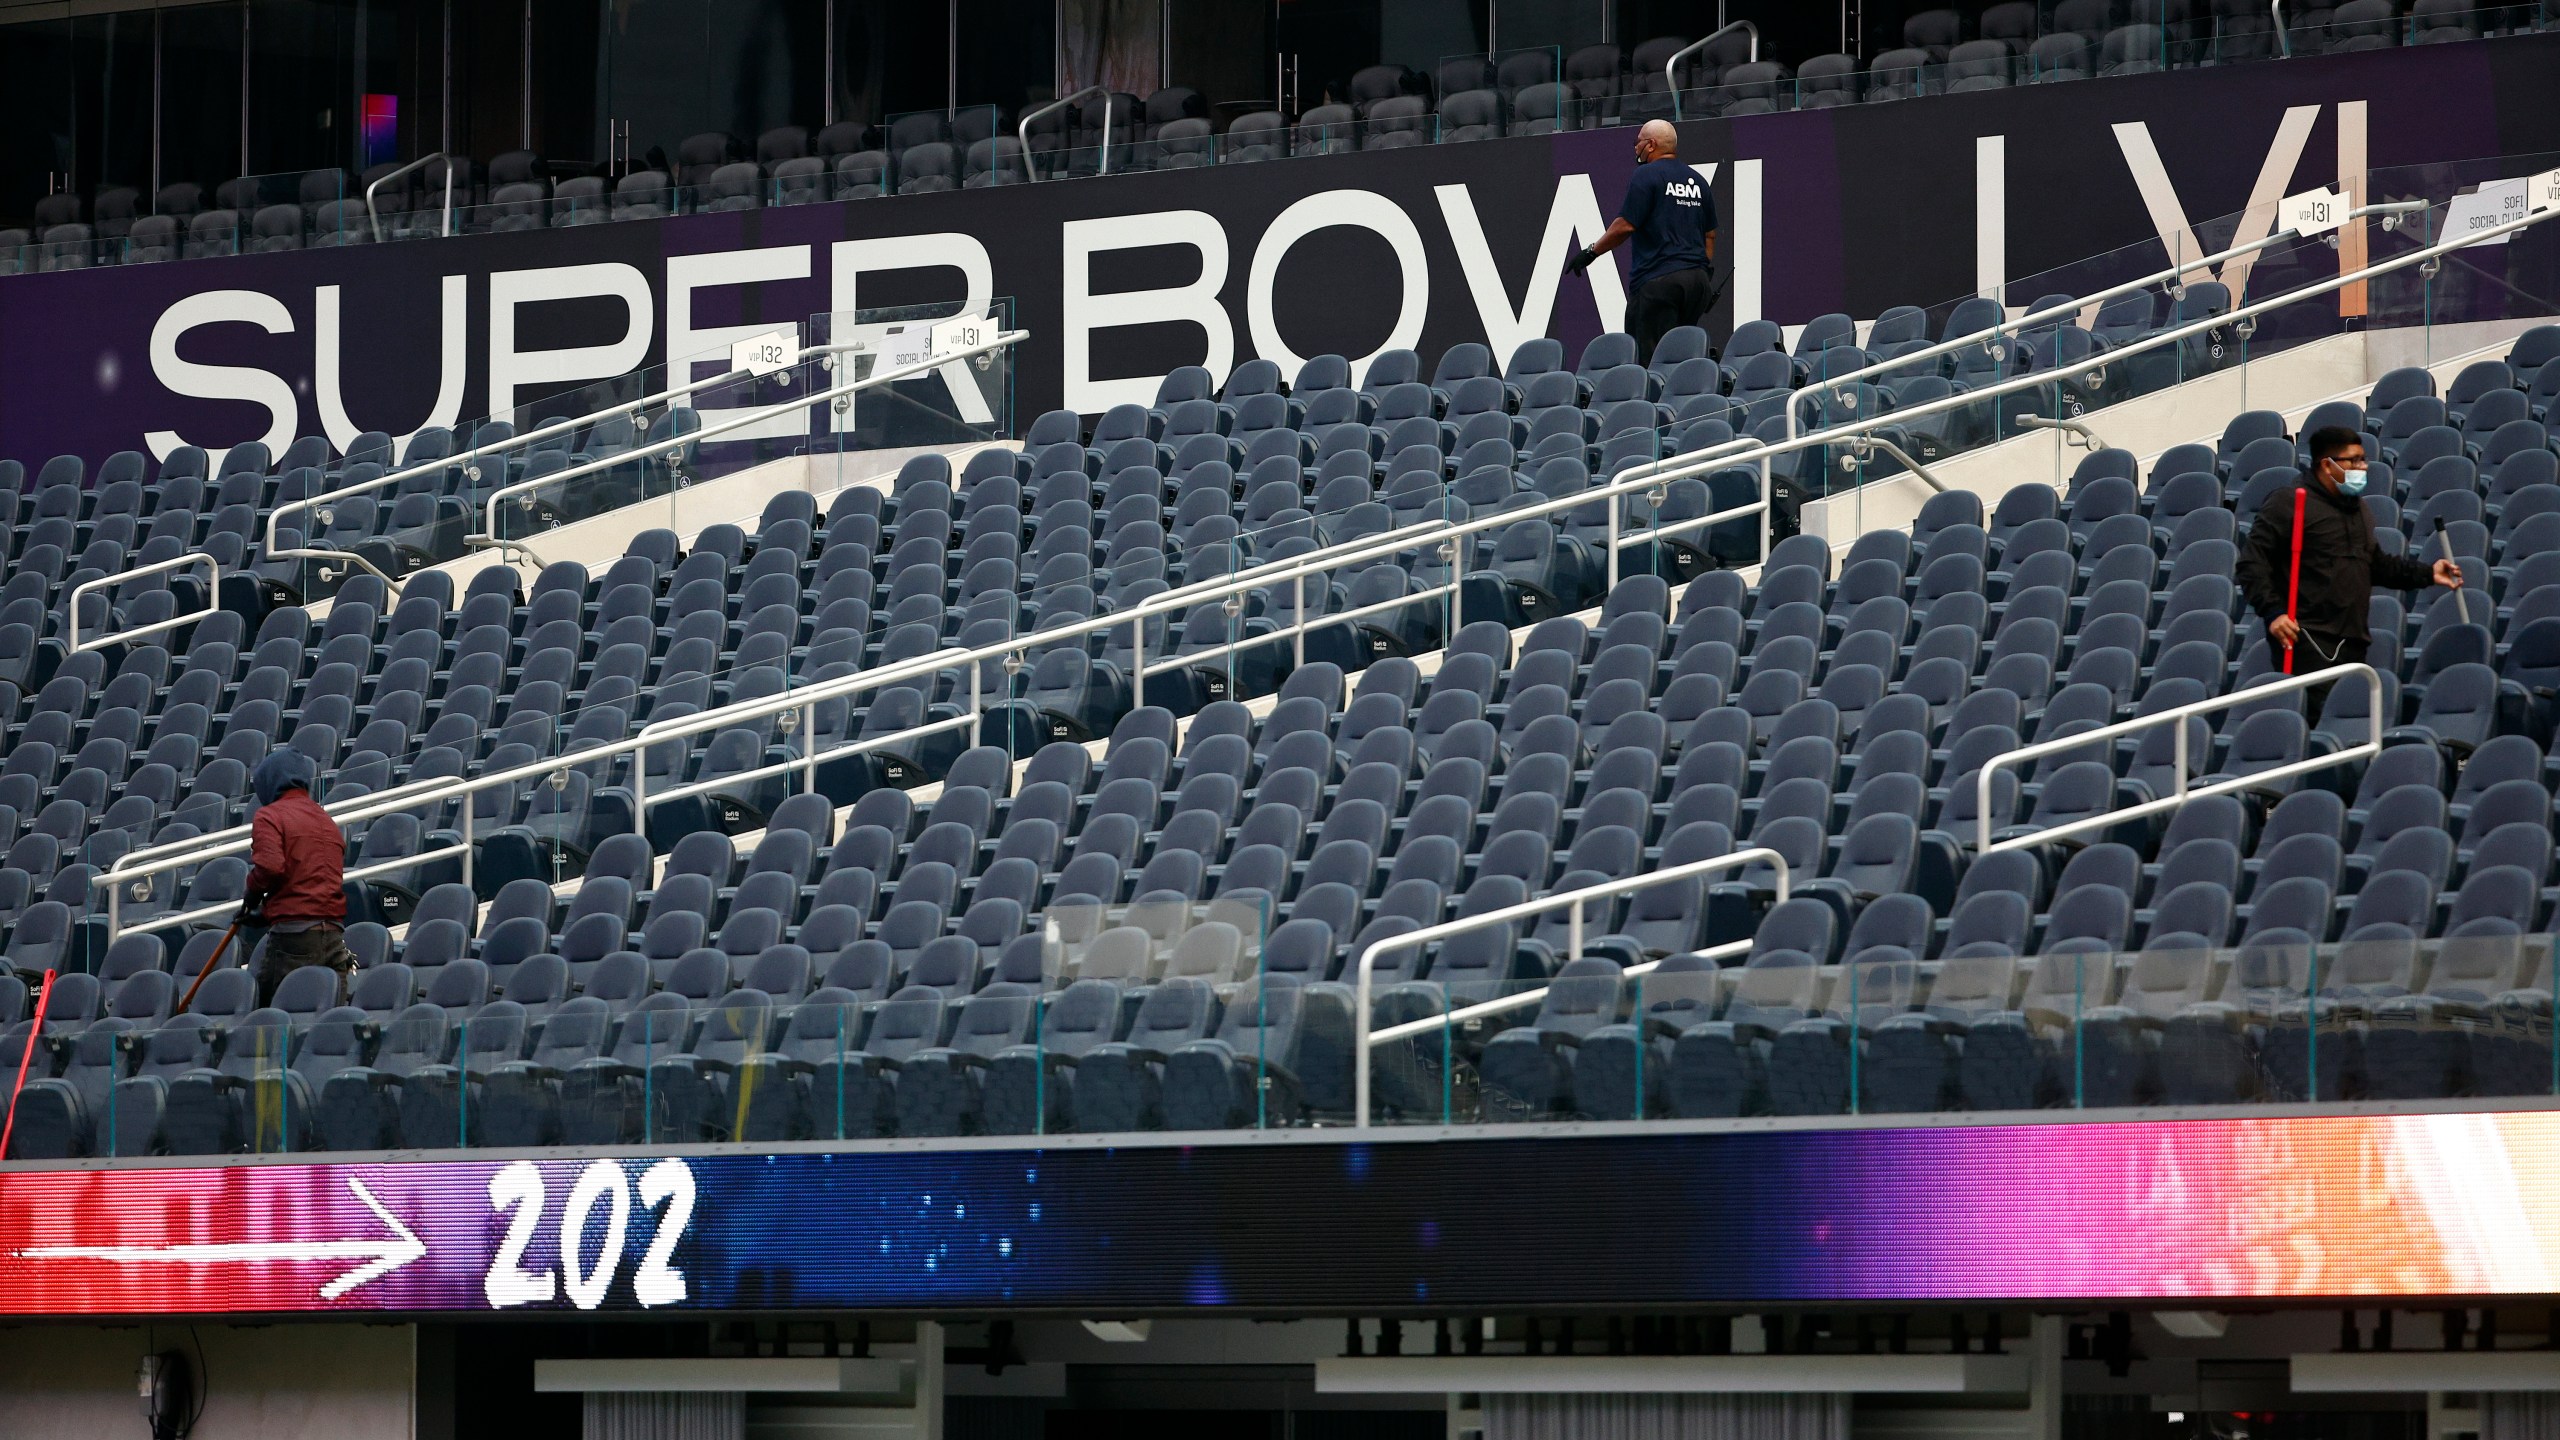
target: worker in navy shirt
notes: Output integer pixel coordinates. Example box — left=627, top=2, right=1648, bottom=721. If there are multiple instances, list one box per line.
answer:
left=1566, top=119, right=1718, bottom=366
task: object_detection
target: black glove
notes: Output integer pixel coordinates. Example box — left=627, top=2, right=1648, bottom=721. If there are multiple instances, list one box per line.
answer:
left=1564, top=246, right=1596, bottom=277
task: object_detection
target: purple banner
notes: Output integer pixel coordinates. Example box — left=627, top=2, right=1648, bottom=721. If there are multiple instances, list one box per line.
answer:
left=1, top=36, right=2554, bottom=470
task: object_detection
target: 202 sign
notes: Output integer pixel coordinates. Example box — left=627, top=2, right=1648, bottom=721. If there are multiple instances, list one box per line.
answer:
left=484, top=1158, right=698, bottom=1310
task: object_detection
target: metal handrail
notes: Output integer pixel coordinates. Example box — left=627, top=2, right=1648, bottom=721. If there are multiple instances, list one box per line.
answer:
left=2015, top=415, right=2102, bottom=450
left=65, top=553, right=219, bottom=654
left=1974, top=663, right=2384, bottom=855
left=1020, top=86, right=1111, bottom=183
left=111, top=514, right=1442, bottom=880
left=1777, top=199, right=2424, bottom=464
left=363, top=152, right=444, bottom=245
left=1351, top=848, right=1790, bottom=1126
left=103, top=190, right=2555, bottom=930
left=118, top=826, right=489, bottom=941
left=236, top=187, right=2429, bottom=625
left=474, top=328, right=1024, bottom=543
left=1668, top=21, right=1757, bottom=119
left=264, top=333, right=856, bottom=556
left=1711, top=189, right=2534, bottom=539
left=104, top=474, right=1643, bottom=932
left=102, top=338, right=1027, bottom=885
left=628, top=665, right=987, bottom=822
left=2275, top=0, right=2292, bottom=56
left=1832, top=434, right=1948, bottom=494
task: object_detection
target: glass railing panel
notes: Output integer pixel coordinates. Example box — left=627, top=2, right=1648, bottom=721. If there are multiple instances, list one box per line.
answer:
left=1789, top=151, right=2560, bottom=513
left=1473, top=963, right=1624, bottom=1124
left=2474, top=934, right=2559, bottom=1099
left=1362, top=974, right=1459, bottom=1129
left=475, top=336, right=796, bottom=549
left=51, top=927, right=2560, bottom=1161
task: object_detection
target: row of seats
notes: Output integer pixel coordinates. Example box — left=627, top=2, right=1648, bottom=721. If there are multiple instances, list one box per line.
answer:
left=7, top=322, right=2560, bottom=1156
left=0, top=407, right=698, bottom=656
left=11, top=291, right=2280, bottom=872
left=5, top=526, right=2551, bottom=1149
left=8, top=2, right=2535, bottom=258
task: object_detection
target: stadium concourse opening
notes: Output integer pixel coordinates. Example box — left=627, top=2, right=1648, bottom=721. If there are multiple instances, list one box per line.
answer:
left=10, top=3, right=2560, bottom=1438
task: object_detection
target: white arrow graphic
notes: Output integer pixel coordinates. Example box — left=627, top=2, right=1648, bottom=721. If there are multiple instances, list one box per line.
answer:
left=19, top=1178, right=426, bottom=1300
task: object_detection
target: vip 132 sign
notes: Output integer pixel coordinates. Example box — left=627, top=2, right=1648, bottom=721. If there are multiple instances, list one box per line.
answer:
left=485, top=1157, right=698, bottom=1310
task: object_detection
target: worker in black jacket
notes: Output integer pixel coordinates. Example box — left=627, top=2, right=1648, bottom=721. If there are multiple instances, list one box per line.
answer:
left=2237, top=425, right=2461, bottom=721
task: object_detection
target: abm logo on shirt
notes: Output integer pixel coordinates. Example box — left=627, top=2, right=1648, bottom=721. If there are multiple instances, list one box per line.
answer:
left=1664, top=178, right=1705, bottom=202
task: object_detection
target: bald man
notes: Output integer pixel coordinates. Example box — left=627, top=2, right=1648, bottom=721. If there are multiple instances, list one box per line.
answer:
left=1566, top=119, right=1719, bottom=366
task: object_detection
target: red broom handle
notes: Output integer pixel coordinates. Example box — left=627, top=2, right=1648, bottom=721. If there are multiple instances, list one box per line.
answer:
left=2284, top=487, right=2307, bottom=676
left=1, top=968, right=58, bottom=1159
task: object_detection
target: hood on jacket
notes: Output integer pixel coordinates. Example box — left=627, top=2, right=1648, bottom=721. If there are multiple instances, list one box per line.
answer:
left=251, top=749, right=317, bottom=807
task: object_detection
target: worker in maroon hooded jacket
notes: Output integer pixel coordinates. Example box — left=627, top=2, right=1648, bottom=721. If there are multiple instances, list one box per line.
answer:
left=243, top=750, right=351, bottom=1006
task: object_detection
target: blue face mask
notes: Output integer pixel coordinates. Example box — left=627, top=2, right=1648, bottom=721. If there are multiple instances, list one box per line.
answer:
left=2338, top=466, right=2369, bottom=498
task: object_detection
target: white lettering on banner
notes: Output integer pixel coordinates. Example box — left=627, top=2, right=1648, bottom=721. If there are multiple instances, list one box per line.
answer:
left=632, top=1158, right=695, bottom=1307
left=1731, top=158, right=1762, bottom=326
left=2282, top=185, right=2345, bottom=238
left=144, top=289, right=301, bottom=463
left=2112, top=105, right=2320, bottom=299
left=314, top=276, right=469, bottom=453
left=487, top=262, right=654, bottom=419
left=2445, top=178, right=2530, bottom=247
left=829, top=233, right=996, bottom=426
left=560, top=1161, right=632, bottom=1312
left=1434, top=172, right=1629, bottom=372
left=666, top=247, right=812, bottom=442
left=730, top=326, right=795, bottom=377
left=1061, top=209, right=1235, bottom=413
left=483, top=1158, right=698, bottom=1311
left=1247, top=189, right=1430, bottom=388
left=1977, top=135, right=2007, bottom=307
left=485, top=1161, right=557, bottom=1307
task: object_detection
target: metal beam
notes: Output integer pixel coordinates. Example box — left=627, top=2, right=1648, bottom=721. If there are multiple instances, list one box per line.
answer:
left=535, top=1357, right=909, bottom=1393
left=2292, top=1352, right=2560, bottom=1392
left=1317, top=1354, right=2034, bottom=1395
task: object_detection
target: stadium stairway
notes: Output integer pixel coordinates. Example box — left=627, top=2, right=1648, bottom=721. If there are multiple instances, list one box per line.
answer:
left=20, top=287, right=2560, bottom=1154
left=1801, top=314, right=2559, bottom=552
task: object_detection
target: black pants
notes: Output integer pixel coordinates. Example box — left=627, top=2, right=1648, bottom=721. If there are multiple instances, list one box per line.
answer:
left=257, top=923, right=352, bottom=1008
left=2295, top=633, right=2367, bottom=725
left=1630, top=267, right=1715, bottom=367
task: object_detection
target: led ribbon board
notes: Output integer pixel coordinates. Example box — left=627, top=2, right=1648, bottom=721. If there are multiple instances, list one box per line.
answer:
left=0, top=1110, right=2553, bottom=1316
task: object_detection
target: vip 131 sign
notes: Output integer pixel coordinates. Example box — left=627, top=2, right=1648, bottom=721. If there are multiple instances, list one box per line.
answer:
left=485, top=1157, right=699, bottom=1310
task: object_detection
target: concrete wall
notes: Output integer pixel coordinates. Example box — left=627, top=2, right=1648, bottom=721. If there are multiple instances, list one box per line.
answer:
left=0, top=1321, right=417, bottom=1440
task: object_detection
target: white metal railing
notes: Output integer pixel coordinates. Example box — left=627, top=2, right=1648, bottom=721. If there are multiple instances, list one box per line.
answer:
left=1775, top=199, right=2430, bottom=466
left=2275, top=0, right=2292, bottom=56
left=101, top=451, right=1722, bottom=941
left=111, top=802, right=484, bottom=941
left=1709, top=190, right=2503, bottom=540
left=65, top=553, right=219, bottom=654
left=1668, top=21, right=1757, bottom=119
left=1974, top=663, right=2384, bottom=855
left=364, top=152, right=447, bottom=244
left=1351, top=848, right=1790, bottom=1126
left=628, top=666, right=986, bottom=825
left=101, top=183, right=2551, bottom=939
left=473, top=329, right=1023, bottom=543
left=263, top=333, right=876, bottom=557
left=1020, top=86, right=1112, bottom=183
